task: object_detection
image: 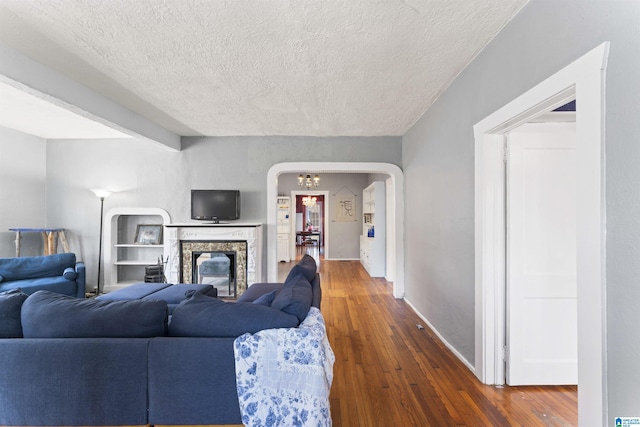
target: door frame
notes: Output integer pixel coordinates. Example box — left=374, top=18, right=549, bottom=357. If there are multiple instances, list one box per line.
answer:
left=289, top=190, right=330, bottom=258
left=473, top=43, right=609, bottom=425
left=267, top=162, right=404, bottom=298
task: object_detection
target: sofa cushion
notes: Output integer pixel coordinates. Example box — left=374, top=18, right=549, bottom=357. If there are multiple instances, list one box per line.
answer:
left=236, top=282, right=282, bottom=303
left=0, top=253, right=76, bottom=281
left=96, top=282, right=171, bottom=300
left=0, top=274, right=4, bottom=283
left=0, top=289, right=28, bottom=338
left=284, top=254, right=317, bottom=283
left=143, top=283, right=217, bottom=314
left=21, top=290, right=168, bottom=338
left=169, top=293, right=298, bottom=338
left=252, top=289, right=277, bottom=306
left=271, top=271, right=313, bottom=323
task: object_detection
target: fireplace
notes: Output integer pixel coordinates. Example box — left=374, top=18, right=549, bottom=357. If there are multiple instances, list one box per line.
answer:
left=192, top=251, right=236, bottom=297
left=181, top=241, right=247, bottom=298
left=164, top=223, right=263, bottom=298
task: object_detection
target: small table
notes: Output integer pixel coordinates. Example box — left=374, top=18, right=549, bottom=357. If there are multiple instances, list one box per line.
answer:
left=9, top=228, right=70, bottom=257
left=296, top=231, right=320, bottom=245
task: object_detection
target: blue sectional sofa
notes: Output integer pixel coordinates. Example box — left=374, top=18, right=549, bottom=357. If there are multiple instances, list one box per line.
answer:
left=0, top=255, right=325, bottom=426
left=0, top=253, right=86, bottom=298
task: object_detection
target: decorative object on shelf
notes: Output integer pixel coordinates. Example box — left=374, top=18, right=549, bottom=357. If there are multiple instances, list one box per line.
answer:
left=134, top=224, right=163, bottom=245
left=364, top=213, right=372, bottom=224
left=302, top=195, right=317, bottom=207
left=90, top=188, right=113, bottom=295
left=298, top=173, right=320, bottom=189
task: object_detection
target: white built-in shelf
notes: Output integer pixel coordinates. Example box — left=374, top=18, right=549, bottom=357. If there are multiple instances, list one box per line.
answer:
left=103, top=208, right=171, bottom=293
left=360, top=182, right=386, bottom=277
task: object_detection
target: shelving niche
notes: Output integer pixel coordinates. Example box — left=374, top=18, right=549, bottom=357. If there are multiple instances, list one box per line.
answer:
left=104, top=208, right=171, bottom=293
left=360, top=181, right=386, bottom=277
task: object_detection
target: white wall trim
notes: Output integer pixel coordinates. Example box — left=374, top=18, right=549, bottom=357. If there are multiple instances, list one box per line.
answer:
left=473, top=43, right=609, bottom=426
left=267, top=162, right=405, bottom=298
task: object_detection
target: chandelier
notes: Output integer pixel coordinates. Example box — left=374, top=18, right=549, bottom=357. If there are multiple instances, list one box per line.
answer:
left=302, top=196, right=317, bottom=207
left=298, top=174, right=319, bottom=189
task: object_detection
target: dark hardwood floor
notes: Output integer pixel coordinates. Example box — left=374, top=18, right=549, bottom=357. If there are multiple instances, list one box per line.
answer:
left=279, top=248, right=578, bottom=426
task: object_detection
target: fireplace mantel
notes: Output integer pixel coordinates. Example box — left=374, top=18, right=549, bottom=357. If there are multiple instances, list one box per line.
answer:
left=164, top=223, right=263, bottom=292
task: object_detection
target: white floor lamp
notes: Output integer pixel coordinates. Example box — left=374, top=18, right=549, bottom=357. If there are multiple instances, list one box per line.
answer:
left=90, top=189, right=112, bottom=295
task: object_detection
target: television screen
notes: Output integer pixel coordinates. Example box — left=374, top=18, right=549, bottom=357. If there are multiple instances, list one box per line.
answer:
left=191, top=190, right=240, bottom=223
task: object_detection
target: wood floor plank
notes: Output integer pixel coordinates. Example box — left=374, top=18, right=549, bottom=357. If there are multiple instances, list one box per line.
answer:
left=279, top=255, right=578, bottom=426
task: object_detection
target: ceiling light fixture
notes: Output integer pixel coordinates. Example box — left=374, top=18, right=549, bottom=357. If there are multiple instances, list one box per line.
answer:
left=298, top=174, right=319, bottom=189
left=302, top=196, right=317, bottom=207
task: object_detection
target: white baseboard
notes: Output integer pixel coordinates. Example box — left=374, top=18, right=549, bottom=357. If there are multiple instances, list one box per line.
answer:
left=403, top=298, right=476, bottom=374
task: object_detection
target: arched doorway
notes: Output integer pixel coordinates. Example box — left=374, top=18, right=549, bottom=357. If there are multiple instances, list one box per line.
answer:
left=267, top=162, right=405, bottom=298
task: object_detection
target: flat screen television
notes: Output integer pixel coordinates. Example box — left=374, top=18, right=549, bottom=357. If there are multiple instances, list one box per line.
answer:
left=191, top=190, right=240, bottom=223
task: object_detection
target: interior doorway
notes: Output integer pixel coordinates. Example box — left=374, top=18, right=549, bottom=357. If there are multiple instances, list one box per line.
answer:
left=267, top=162, right=405, bottom=298
left=290, top=191, right=328, bottom=259
left=505, top=121, right=578, bottom=386
left=473, top=43, right=608, bottom=424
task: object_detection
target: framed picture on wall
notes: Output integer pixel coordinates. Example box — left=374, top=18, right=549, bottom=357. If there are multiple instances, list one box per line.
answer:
left=134, top=224, right=163, bottom=245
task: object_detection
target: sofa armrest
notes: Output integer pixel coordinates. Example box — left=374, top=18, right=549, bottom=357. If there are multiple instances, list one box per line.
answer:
left=74, top=262, right=86, bottom=298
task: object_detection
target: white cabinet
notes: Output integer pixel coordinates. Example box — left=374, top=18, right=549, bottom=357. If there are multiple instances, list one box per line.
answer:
left=104, top=208, right=171, bottom=293
left=276, top=196, right=291, bottom=262
left=360, top=182, right=386, bottom=277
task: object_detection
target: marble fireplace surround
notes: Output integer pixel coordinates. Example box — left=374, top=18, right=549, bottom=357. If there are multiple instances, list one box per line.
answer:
left=182, top=241, right=246, bottom=294
left=164, top=224, right=263, bottom=296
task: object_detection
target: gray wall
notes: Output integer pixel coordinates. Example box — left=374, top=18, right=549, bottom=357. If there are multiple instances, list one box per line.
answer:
left=0, top=127, right=47, bottom=257
left=403, top=0, right=640, bottom=418
left=278, top=172, right=369, bottom=259
left=40, top=135, right=400, bottom=286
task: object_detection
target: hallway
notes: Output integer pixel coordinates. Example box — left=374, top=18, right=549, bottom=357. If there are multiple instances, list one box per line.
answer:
left=279, top=257, right=578, bottom=426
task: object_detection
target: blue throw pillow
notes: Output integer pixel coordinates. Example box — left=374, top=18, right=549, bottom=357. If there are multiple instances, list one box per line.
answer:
left=0, top=288, right=28, bottom=338
left=271, top=271, right=313, bottom=323
left=0, top=274, right=4, bottom=283
left=21, top=290, right=168, bottom=338
left=62, top=267, right=77, bottom=281
left=252, top=289, right=277, bottom=306
left=284, top=254, right=317, bottom=283
left=169, top=293, right=298, bottom=338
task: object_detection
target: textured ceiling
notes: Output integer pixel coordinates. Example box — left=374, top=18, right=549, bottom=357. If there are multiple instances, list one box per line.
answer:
left=0, top=0, right=528, bottom=137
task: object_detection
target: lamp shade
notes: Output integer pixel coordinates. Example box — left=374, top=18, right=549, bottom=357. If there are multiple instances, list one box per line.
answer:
left=90, top=189, right=113, bottom=199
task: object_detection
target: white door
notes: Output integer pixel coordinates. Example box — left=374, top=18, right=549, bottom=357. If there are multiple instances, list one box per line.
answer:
left=506, top=122, right=577, bottom=386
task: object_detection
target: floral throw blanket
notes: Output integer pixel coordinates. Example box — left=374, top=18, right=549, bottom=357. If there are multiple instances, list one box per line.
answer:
left=234, top=307, right=335, bottom=426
